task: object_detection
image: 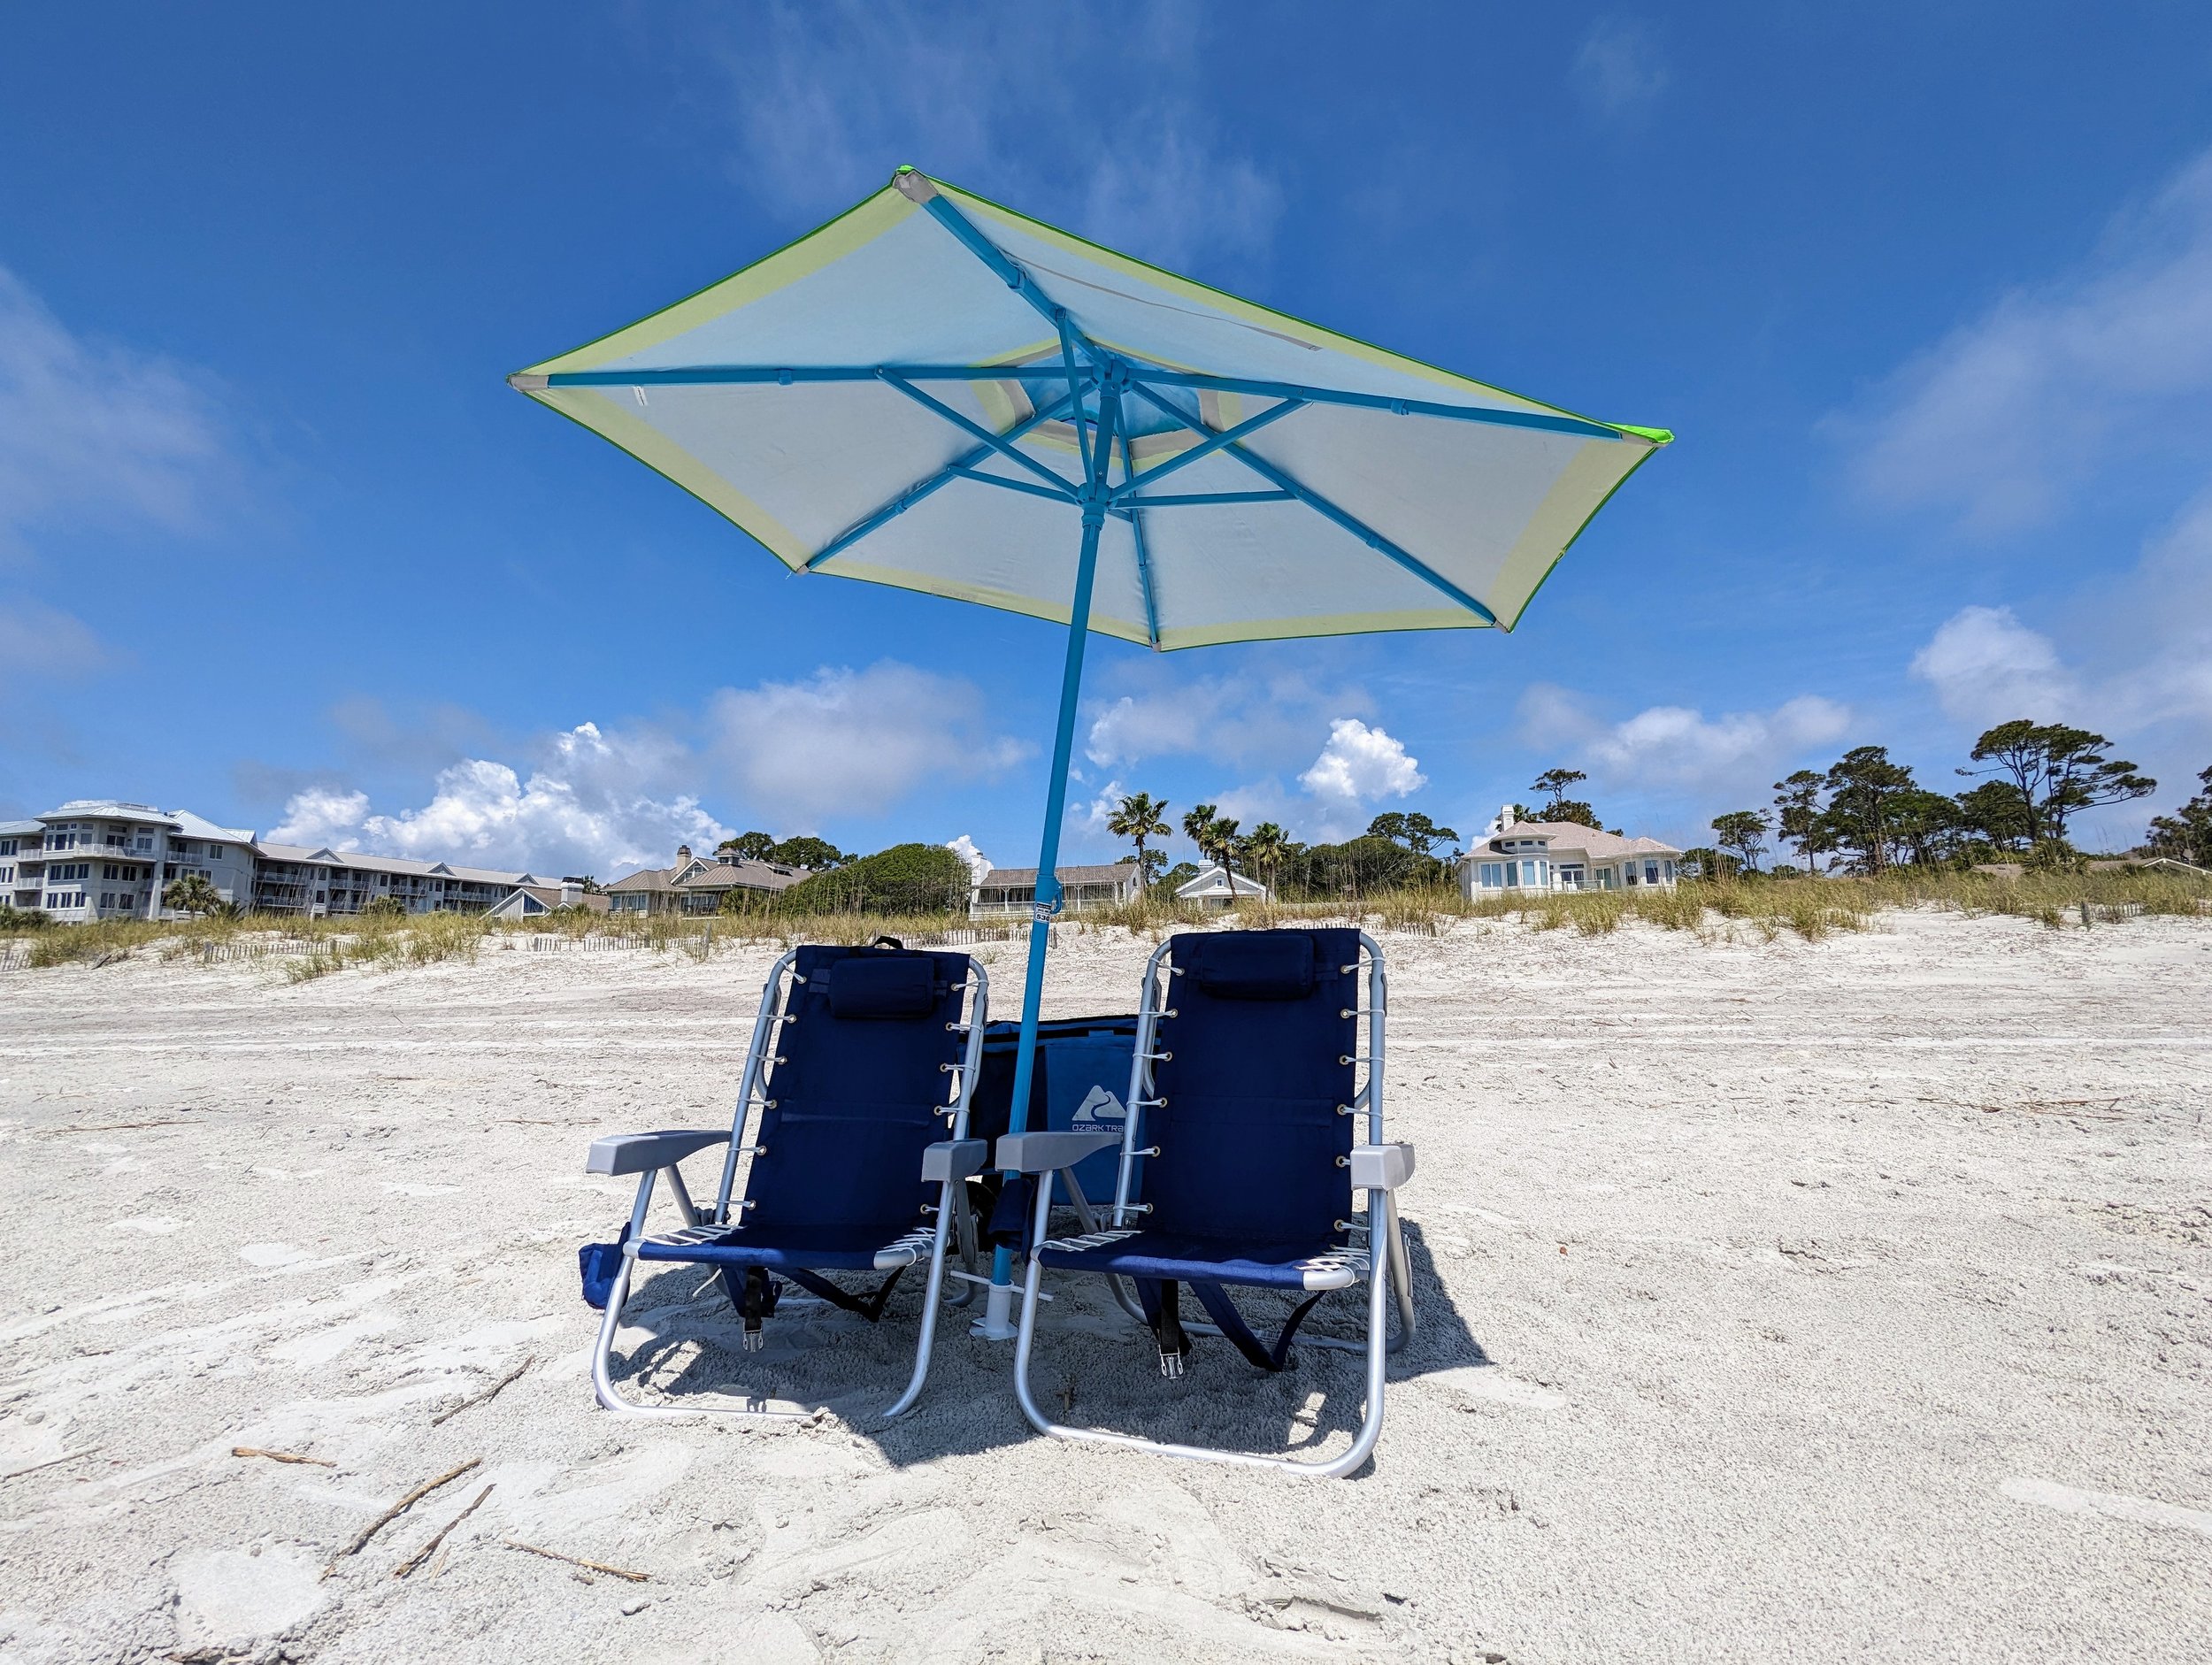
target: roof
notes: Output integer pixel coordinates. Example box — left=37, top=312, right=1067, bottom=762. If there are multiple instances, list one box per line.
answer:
left=35, top=802, right=257, bottom=841
left=1471, top=821, right=1681, bottom=862
left=0, top=819, right=42, bottom=837
left=979, top=863, right=1140, bottom=889
left=672, top=859, right=806, bottom=893
left=1174, top=863, right=1268, bottom=898
left=250, top=841, right=531, bottom=886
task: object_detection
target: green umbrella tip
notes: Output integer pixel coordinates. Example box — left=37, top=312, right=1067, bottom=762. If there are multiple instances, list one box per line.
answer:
left=1620, top=425, right=1674, bottom=445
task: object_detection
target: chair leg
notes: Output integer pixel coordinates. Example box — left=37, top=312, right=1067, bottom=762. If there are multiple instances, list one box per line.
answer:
left=1010, top=1185, right=1393, bottom=1477
left=882, top=1179, right=958, bottom=1419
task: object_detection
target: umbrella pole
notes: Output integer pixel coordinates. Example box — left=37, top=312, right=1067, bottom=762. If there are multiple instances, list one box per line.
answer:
left=976, top=497, right=1109, bottom=1338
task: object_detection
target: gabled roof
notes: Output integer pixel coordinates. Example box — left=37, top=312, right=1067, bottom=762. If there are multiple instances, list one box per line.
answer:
left=672, top=859, right=806, bottom=892
left=1174, top=863, right=1268, bottom=898
left=979, top=863, right=1140, bottom=888
left=1472, top=821, right=1682, bottom=862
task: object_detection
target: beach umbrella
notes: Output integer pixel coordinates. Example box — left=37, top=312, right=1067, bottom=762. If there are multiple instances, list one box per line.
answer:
left=511, top=166, right=1670, bottom=1324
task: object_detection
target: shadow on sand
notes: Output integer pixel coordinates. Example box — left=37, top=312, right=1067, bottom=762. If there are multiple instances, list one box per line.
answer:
left=601, top=1215, right=1488, bottom=1476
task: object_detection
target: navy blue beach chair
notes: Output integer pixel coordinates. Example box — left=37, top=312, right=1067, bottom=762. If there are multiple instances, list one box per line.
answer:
left=1000, top=928, right=1416, bottom=1476
left=582, top=940, right=988, bottom=1419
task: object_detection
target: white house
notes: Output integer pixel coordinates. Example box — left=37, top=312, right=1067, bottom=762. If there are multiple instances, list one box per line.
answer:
left=972, top=862, right=1142, bottom=917
left=1458, top=806, right=1681, bottom=898
left=1175, top=863, right=1270, bottom=909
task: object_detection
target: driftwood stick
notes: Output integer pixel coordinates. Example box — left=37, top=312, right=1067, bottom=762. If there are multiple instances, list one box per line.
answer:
left=234, top=1446, right=335, bottom=1468
left=501, top=1538, right=650, bottom=1583
left=323, top=1456, right=481, bottom=1577
left=393, top=1484, right=494, bottom=1578
left=429, top=1355, right=534, bottom=1426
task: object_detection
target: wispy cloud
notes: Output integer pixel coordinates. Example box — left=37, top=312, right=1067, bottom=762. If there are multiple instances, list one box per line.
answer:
left=706, top=661, right=1027, bottom=826
left=1909, top=605, right=2078, bottom=727
left=0, top=598, right=115, bottom=681
left=1520, top=683, right=1852, bottom=800
left=1835, top=145, right=2212, bottom=534
left=265, top=661, right=1030, bottom=876
left=1906, top=492, right=2212, bottom=830
left=1084, top=671, right=1372, bottom=772
left=716, top=1, right=1283, bottom=274
left=1571, top=18, right=1669, bottom=123
left=0, top=265, right=233, bottom=564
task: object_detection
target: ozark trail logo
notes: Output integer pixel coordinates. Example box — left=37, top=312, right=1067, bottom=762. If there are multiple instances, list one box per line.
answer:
left=1070, top=1084, right=1125, bottom=1132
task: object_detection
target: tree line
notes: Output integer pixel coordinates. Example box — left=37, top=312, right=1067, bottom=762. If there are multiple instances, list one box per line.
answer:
left=1699, top=719, right=2175, bottom=876
left=1102, top=790, right=1464, bottom=901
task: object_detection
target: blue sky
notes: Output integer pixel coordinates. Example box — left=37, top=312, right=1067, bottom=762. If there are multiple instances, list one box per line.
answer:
left=5, top=4, right=2211, bottom=877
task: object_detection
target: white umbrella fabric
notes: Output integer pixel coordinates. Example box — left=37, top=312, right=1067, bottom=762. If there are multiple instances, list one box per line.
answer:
left=512, top=166, right=1670, bottom=1320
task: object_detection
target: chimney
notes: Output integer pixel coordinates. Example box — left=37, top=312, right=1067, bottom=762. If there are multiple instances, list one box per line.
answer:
left=1499, top=803, right=1517, bottom=830
left=675, top=843, right=692, bottom=868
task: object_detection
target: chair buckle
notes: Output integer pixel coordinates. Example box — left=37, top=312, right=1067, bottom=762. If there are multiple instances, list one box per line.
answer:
left=1159, top=1348, right=1185, bottom=1379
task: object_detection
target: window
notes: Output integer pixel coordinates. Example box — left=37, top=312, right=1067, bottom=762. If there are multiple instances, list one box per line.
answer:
left=1645, top=863, right=1661, bottom=885
left=1663, top=861, right=1676, bottom=882
left=1624, top=865, right=1639, bottom=886
left=1558, top=863, right=1585, bottom=890
left=1478, top=862, right=1503, bottom=888
left=0, top=839, right=13, bottom=856
left=1503, top=861, right=1518, bottom=886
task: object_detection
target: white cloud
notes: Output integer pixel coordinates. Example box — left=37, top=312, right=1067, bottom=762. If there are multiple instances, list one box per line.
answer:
left=266, top=787, right=371, bottom=848
left=1297, top=718, right=1426, bottom=837
left=706, top=662, right=1026, bottom=825
left=1838, top=146, right=2212, bottom=533
left=0, top=598, right=113, bottom=680
left=945, top=834, right=992, bottom=886
left=262, top=662, right=1027, bottom=878
left=1078, top=779, right=1126, bottom=835
left=1521, top=683, right=1853, bottom=796
left=271, top=724, right=730, bottom=876
left=1084, top=672, right=1371, bottom=771
left=0, top=266, right=230, bottom=562
left=1572, top=19, right=1669, bottom=121
left=1909, top=605, right=2078, bottom=727
left=721, top=2, right=1282, bottom=274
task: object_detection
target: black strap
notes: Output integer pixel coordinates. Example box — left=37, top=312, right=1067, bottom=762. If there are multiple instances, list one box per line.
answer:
left=1187, top=1279, right=1328, bottom=1372
left=778, top=1263, right=906, bottom=1322
left=1135, top=1278, right=1190, bottom=1364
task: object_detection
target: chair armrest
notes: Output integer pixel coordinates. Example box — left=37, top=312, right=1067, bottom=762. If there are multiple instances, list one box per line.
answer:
left=586, top=1129, right=732, bottom=1178
left=1348, top=1142, right=1415, bottom=1192
left=995, top=1131, right=1120, bottom=1174
left=921, top=1139, right=988, bottom=1184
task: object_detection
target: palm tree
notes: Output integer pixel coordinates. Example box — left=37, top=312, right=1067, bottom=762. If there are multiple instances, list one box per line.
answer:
left=162, top=874, right=223, bottom=917
left=1243, top=821, right=1289, bottom=897
left=1106, top=792, right=1170, bottom=886
left=1183, top=803, right=1245, bottom=904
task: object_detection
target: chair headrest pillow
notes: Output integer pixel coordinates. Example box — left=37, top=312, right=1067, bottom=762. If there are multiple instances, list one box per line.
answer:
left=826, top=954, right=939, bottom=1018
left=1189, top=932, right=1317, bottom=1001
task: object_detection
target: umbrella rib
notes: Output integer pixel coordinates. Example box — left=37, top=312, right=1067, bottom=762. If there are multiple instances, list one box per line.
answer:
left=1105, top=398, right=1305, bottom=502
left=1125, top=380, right=1501, bottom=626
left=805, top=390, right=1075, bottom=571
left=1119, top=425, right=1161, bottom=650
left=879, top=375, right=1079, bottom=497
left=1120, top=366, right=1628, bottom=441
left=948, top=466, right=1079, bottom=505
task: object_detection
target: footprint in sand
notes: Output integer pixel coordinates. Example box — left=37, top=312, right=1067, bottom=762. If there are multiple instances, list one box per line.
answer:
left=239, top=1243, right=312, bottom=1268
left=111, top=1216, right=182, bottom=1235
left=171, top=1546, right=322, bottom=1652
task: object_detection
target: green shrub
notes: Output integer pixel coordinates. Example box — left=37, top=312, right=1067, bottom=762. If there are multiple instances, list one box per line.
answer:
left=779, top=842, right=970, bottom=917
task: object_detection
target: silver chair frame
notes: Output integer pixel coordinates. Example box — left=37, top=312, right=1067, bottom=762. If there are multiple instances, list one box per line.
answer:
left=589, top=948, right=989, bottom=1421
left=1010, top=929, right=1416, bottom=1477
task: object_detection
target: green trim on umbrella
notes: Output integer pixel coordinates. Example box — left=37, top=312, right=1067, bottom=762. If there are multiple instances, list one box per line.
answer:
left=518, top=185, right=918, bottom=379
left=1506, top=432, right=1672, bottom=633
left=931, top=174, right=1664, bottom=441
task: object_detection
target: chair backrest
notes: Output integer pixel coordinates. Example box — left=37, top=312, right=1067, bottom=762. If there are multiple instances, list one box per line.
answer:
left=743, top=944, right=973, bottom=1234
left=1147, top=929, right=1360, bottom=1243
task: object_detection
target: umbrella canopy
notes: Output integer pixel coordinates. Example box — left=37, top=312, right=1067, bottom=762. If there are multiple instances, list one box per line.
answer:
left=511, top=168, right=1669, bottom=651
left=512, top=166, right=1668, bottom=1326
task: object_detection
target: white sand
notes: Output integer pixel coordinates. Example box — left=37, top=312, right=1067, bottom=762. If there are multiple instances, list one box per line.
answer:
left=1, top=910, right=2208, bottom=1663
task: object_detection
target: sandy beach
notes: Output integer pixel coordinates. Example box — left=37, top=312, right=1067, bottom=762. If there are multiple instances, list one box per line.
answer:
left=2, top=910, right=2208, bottom=1663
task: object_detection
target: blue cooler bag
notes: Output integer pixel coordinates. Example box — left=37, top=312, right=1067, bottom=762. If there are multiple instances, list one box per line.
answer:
left=970, top=1014, right=1141, bottom=1209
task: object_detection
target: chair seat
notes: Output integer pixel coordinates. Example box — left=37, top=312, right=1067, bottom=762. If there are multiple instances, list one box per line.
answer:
left=1033, top=1227, right=1367, bottom=1291
left=636, top=1220, right=935, bottom=1273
